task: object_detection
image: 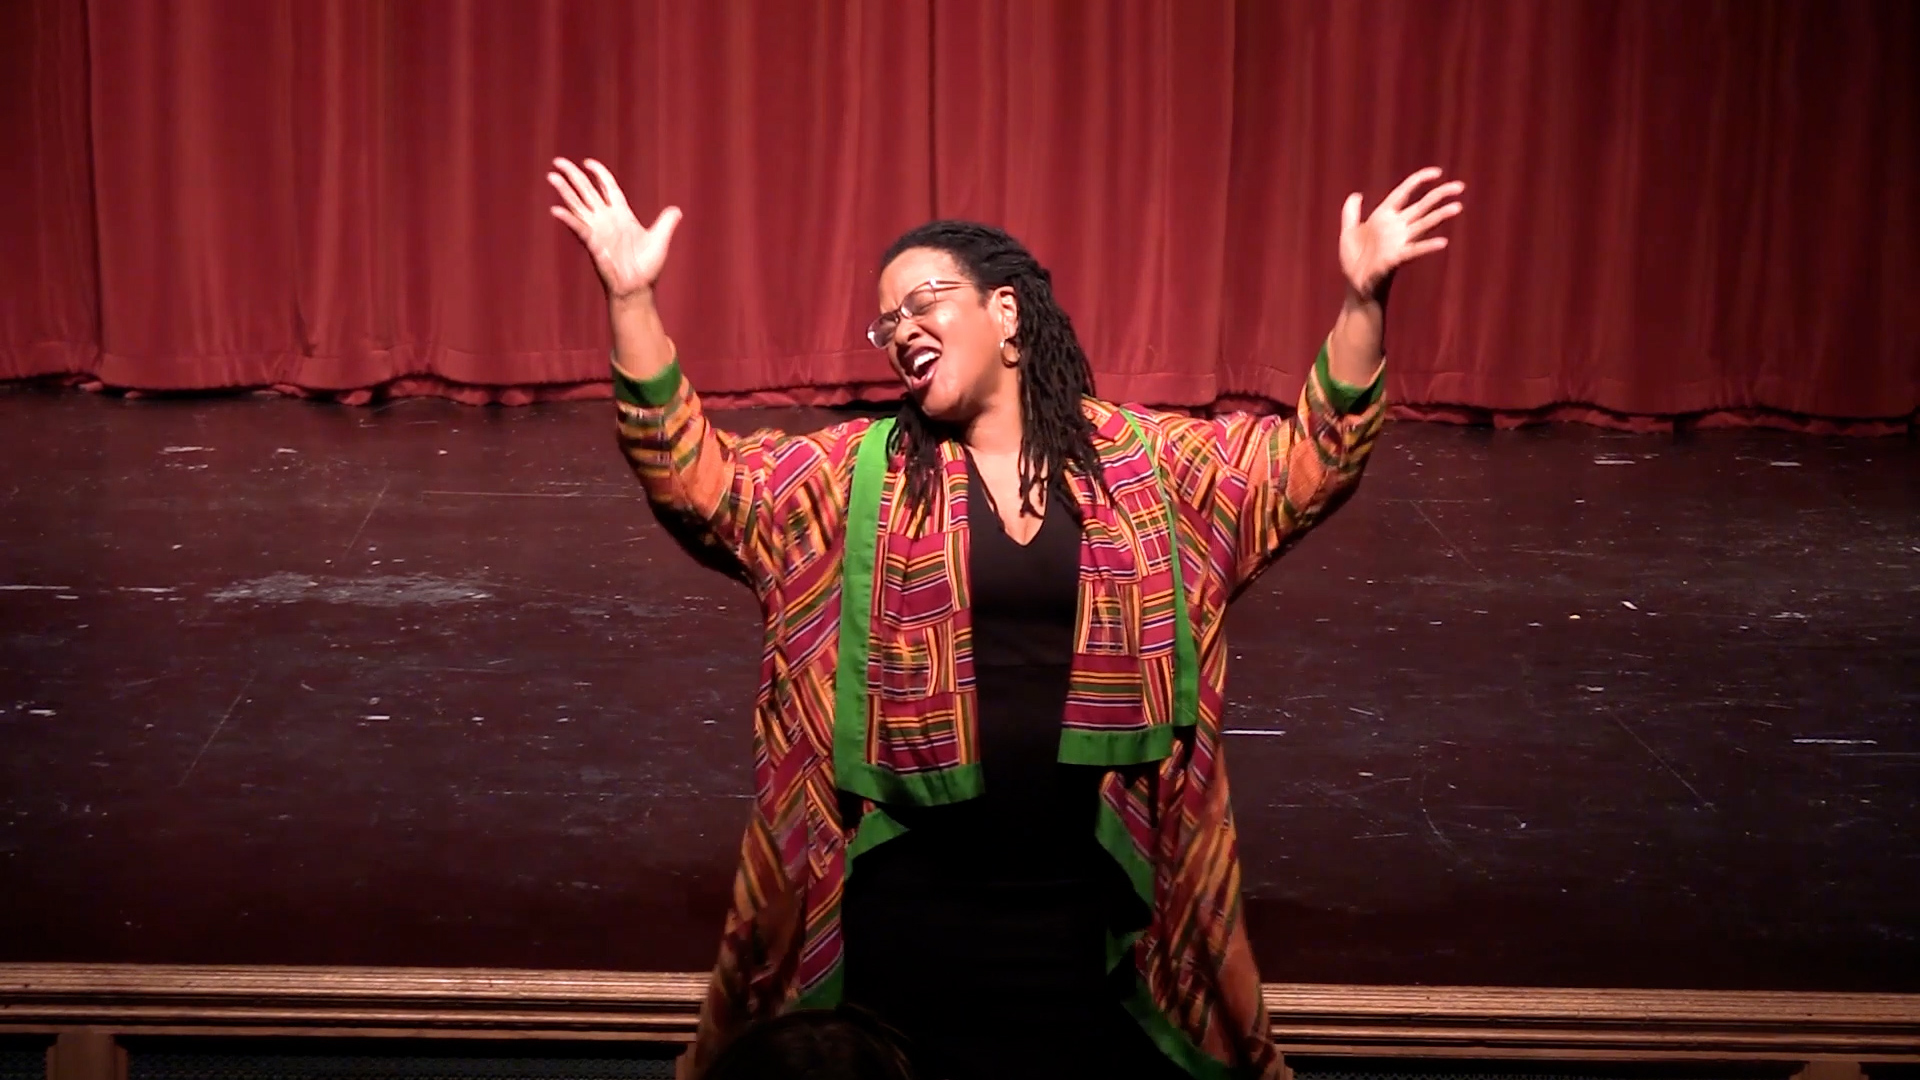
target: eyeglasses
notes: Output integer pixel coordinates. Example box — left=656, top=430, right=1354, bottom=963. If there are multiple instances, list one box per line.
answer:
left=866, top=279, right=972, bottom=349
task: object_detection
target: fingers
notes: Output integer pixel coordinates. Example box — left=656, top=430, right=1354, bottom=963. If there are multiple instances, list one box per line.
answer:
left=551, top=157, right=604, bottom=213
left=1342, top=193, right=1363, bottom=234
left=1383, top=166, right=1445, bottom=212
left=649, top=205, right=683, bottom=243
left=549, top=204, right=588, bottom=240
left=582, top=158, right=631, bottom=214
left=549, top=158, right=678, bottom=267
left=647, top=206, right=683, bottom=275
left=1407, top=200, right=1464, bottom=238
left=547, top=167, right=592, bottom=221
left=1405, top=179, right=1465, bottom=221
left=1401, top=236, right=1450, bottom=261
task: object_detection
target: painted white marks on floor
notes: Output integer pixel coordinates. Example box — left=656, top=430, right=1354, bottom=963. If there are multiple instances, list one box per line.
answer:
left=209, top=571, right=494, bottom=606
left=160, top=446, right=213, bottom=471
left=0, top=584, right=73, bottom=591
left=1621, top=600, right=1638, bottom=610
left=1794, top=738, right=1878, bottom=746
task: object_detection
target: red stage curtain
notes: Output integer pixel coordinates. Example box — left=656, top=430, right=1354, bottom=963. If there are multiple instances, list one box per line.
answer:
left=2, top=0, right=97, bottom=382
left=2, top=0, right=1915, bottom=427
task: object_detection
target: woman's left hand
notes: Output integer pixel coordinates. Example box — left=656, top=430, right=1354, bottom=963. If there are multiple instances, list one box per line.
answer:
left=1340, top=166, right=1465, bottom=302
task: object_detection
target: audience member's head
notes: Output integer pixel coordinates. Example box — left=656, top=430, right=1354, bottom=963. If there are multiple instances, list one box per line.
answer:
left=701, top=1005, right=917, bottom=1080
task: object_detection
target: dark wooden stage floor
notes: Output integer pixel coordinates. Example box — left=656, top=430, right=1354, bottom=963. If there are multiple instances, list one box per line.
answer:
left=2, top=386, right=1915, bottom=993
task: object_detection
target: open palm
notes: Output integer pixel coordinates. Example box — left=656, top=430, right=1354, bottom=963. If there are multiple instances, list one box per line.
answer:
left=547, top=157, right=681, bottom=301
left=1340, top=166, right=1464, bottom=301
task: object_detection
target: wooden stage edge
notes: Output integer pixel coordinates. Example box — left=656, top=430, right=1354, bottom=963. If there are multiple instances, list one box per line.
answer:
left=3, top=964, right=1918, bottom=1063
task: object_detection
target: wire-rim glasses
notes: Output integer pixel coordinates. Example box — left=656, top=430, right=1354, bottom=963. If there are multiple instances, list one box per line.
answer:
left=866, top=279, right=972, bottom=349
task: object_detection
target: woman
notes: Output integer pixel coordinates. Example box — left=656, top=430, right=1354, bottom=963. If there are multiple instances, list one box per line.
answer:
left=547, top=157, right=1461, bottom=1080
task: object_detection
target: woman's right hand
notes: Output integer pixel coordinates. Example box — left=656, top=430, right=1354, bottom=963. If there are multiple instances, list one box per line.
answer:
left=547, top=157, right=681, bottom=302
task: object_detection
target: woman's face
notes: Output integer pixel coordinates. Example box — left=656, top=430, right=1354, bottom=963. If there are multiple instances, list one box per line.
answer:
left=874, top=247, right=1018, bottom=423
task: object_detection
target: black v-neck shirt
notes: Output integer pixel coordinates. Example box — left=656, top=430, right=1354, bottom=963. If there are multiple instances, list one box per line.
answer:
left=840, top=457, right=1180, bottom=1079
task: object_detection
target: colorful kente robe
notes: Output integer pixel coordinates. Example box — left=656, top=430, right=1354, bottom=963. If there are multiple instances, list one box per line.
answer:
left=613, top=341, right=1386, bottom=1079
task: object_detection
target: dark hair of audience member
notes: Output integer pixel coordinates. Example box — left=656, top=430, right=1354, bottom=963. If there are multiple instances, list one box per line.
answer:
left=700, top=1006, right=917, bottom=1080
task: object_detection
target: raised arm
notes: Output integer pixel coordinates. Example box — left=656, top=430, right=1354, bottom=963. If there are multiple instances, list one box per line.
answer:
left=1156, top=341, right=1384, bottom=594
left=548, top=157, right=849, bottom=590
left=1164, top=166, right=1463, bottom=592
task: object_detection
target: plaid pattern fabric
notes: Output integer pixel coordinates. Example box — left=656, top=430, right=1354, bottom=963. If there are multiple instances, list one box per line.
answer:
left=614, top=341, right=1386, bottom=1079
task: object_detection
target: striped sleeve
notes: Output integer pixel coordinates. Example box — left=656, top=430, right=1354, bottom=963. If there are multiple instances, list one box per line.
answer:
left=1162, top=337, right=1388, bottom=591
left=613, top=358, right=858, bottom=591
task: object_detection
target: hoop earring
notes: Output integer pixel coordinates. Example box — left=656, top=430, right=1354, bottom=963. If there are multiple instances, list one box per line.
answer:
left=999, top=334, right=1020, bottom=367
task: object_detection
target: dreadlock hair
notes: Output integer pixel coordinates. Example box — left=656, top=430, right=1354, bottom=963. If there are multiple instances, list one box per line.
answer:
left=879, top=220, right=1108, bottom=520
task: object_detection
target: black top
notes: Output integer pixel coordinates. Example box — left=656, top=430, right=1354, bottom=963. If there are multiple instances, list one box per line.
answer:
left=840, top=457, right=1182, bottom=1080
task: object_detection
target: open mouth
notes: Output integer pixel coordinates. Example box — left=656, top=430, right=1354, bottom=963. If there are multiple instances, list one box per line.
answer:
left=903, top=345, right=940, bottom=389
